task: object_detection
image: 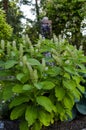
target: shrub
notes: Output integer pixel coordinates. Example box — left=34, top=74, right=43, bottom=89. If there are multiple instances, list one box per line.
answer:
left=0, top=35, right=86, bottom=130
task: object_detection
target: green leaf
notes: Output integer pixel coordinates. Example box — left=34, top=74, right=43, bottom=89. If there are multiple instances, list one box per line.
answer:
left=19, top=120, right=28, bottom=130
left=63, top=96, right=74, bottom=109
left=63, top=79, right=76, bottom=91
left=25, top=106, right=37, bottom=127
left=9, top=96, right=29, bottom=108
left=77, top=84, right=85, bottom=93
left=5, top=60, right=17, bottom=69
left=38, top=110, right=52, bottom=126
left=78, top=69, right=86, bottom=74
left=3, top=85, right=13, bottom=101
left=0, top=60, right=5, bottom=67
left=56, top=102, right=66, bottom=121
left=76, top=98, right=86, bottom=115
left=27, top=58, right=40, bottom=66
left=16, top=73, right=25, bottom=81
left=72, top=75, right=81, bottom=85
left=72, top=89, right=81, bottom=100
left=10, top=104, right=26, bottom=120
left=23, top=84, right=33, bottom=90
left=16, top=73, right=29, bottom=83
left=34, top=82, right=43, bottom=90
left=41, top=81, right=55, bottom=90
left=0, top=70, right=10, bottom=77
left=36, top=96, right=56, bottom=113
left=31, top=121, right=42, bottom=130
left=47, top=67, right=61, bottom=76
left=34, top=81, right=55, bottom=90
left=64, top=66, right=78, bottom=75
left=55, top=86, right=65, bottom=101
left=12, top=84, right=23, bottom=93
left=56, top=102, right=65, bottom=114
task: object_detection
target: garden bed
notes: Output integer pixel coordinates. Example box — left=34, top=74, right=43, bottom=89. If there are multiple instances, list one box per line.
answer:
left=0, top=115, right=86, bottom=130
left=44, top=115, right=86, bottom=130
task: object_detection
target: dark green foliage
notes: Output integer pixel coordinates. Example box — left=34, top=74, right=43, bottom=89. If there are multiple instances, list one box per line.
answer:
left=41, top=0, right=86, bottom=49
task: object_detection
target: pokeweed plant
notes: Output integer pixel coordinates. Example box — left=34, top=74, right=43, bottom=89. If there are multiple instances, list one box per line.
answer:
left=0, top=35, right=86, bottom=130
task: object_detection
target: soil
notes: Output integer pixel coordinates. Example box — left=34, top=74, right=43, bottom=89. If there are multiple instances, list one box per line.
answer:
left=0, top=115, right=86, bottom=130
left=44, top=115, right=86, bottom=130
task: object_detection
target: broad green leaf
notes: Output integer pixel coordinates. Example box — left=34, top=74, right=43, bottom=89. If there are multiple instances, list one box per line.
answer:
left=79, top=57, right=86, bottom=62
left=19, top=120, right=28, bottom=130
left=63, top=72, right=70, bottom=79
left=27, top=58, right=40, bottom=66
left=3, top=85, right=13, bottom=101
left=78, top=69, right=86, bottom=74
left=16, top=73, right=24, bottom=81
left=72, top=89, right=81, bottom=100
left=64, top=66, right=78, bottom=75
left=41, top=81, right=55, bottom=90
left=63, top=79, right=76, bottom=91
left=67, top=92, right=75, bottom=105
left=12, top=84, right=23, bottom=93
left=34, top=81, right=55, bottom=90
left=56, top=102, right=66, bottom=121
left=27, top=58, right=42, bottom=73
left=38, top=110, right=52, bottom=126
left=65, top=109, right=72, bottom=119
left=76, top=98, right=86, bottom=115
left=5, top=60, right=17, bottom=69
left=47, top=67, right=61, bottom=76
left=16, top=73, right=29, bottom=83
left=34, top=83, right=43, bottom=90
left=23, top=84, right=33, bottom=90
left=72, top=75, right=81, bottom=85
left=9, top=96, right=29, bottom=108
left=25, top=106, right=37, bottom=127
left=78, top=64, right=86, bottom=70
left=55, top=86, right=65, bottom=101
left=77, top=84, right=85, bottom=93
left=56, top=102, right=65, bottom=114
left=63, top=96, right=74, bottom=109
left=36, top=96, right=56, bottom=113
left=31, top=121, right=42, bottom=130
left=10, top=104, right=26, bottom=120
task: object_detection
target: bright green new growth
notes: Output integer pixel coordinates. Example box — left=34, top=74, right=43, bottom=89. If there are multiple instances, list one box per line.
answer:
left=0, top=35, right=86, bottom=130
left=0, top=9, right=13, bottom=40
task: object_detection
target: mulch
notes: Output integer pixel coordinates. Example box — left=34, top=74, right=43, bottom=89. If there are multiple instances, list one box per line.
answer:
left=0, top=115, right=86, bottom=130
left=44, top=115, right=86, bottom=130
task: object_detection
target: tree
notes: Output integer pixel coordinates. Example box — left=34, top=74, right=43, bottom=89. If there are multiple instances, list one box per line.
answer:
left=0, top=9, right=13, bottom=40
left=40, top=0, right=86, bottom=49
left=0, top=0, right=24, bottom=37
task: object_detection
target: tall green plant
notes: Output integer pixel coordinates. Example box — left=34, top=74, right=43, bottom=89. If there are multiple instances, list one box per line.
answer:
left=0, top=35, right=86, bottom=130
left=0, top=9, right=13, bottom=40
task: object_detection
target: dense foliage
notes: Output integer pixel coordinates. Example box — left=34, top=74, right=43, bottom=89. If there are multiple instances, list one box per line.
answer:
left=40, top=0, right=86, bottom=51
left=0, top=0, right=24, bottom=37
left=0, top=35, right=86, bottom=130
left=0, top=9, right=13, bottom=40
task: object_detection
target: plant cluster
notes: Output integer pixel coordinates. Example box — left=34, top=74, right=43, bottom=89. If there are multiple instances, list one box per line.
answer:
left=0, top=35, right=86, bottom=130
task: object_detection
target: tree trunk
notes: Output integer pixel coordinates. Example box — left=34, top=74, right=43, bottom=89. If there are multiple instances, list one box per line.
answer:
left=3, top=0, right=9, bottom=13
left=35, top=0, right=39, bottom=22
